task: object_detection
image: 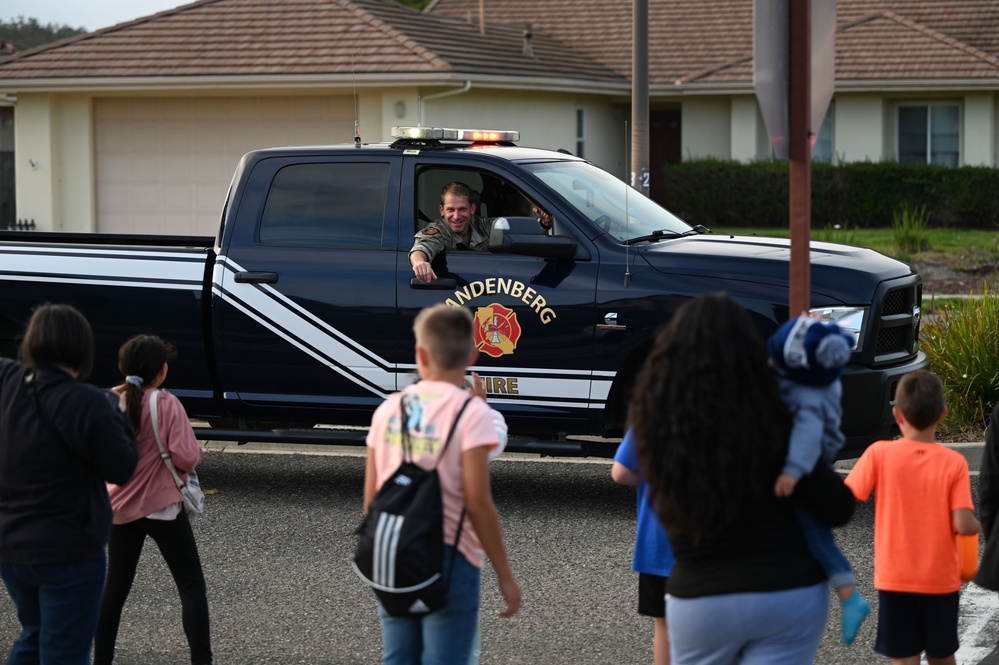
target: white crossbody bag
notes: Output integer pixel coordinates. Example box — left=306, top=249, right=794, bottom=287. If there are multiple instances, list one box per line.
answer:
left=149, top=390, right=205, bottom=516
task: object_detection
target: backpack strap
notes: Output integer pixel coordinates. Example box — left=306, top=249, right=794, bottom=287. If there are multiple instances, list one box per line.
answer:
left=399, top=392, right=475, bottom=578
left=436, top=396, right=474, bottom=580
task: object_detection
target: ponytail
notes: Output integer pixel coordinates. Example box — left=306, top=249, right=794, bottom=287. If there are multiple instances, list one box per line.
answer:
left=117, top=334, right=177, bottom=432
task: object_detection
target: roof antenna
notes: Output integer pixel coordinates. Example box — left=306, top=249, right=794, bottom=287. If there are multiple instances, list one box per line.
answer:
left=624, top=120, right=632, bottom=288
left=352, top=53, right=361, bottom=148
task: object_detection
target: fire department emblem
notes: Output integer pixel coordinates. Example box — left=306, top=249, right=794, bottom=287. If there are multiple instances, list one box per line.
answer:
left=474, top=304, right=521, bottom=358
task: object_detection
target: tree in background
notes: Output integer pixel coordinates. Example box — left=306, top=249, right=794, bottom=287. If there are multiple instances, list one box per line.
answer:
left=0, top=16, right=86, bottom=49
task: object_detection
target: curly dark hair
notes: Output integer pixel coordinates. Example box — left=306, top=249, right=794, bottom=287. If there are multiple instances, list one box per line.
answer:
left=628, top=293, right=790, bottom=542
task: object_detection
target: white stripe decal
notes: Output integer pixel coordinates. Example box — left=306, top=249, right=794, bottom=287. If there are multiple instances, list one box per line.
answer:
left=215, top=256, right=610, bottom=409
left=0, top=246, right=204, bottom=289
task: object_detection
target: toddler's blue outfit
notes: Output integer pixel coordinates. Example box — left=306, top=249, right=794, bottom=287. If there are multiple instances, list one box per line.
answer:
left=769, top=316, right=871, bottom=645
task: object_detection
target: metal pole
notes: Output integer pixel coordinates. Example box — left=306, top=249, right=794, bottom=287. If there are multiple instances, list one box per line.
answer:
left=788, top=0, right=811, bottom=314
left=631, top=0, right=650, bottom=197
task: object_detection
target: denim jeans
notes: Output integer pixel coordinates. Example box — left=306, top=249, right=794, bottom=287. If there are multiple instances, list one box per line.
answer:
left=793, top=501, right=856, bottom=590
left=378, top=546, right=481, bottom=665
left=93, top=512, right=213, bottom=665
left=1, top=553, right=107, bottom=665
left=668, top=582, right=828, bottom=665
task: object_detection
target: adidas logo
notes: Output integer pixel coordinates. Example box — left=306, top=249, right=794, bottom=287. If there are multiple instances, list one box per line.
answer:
left=408, top=599, right=431, bottom=614
left=394, top=475, right=413, bottom=486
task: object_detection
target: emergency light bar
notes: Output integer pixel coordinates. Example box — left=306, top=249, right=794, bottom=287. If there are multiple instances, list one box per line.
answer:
left=390, top=127, right=520, bottom=143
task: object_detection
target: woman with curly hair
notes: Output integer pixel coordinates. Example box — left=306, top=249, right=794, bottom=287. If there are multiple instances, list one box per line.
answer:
left=629, top=293, right=856, bottom=664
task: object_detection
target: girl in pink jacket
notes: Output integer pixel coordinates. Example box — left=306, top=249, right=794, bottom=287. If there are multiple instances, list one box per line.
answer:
left=93, top=335, right=216, bottom=665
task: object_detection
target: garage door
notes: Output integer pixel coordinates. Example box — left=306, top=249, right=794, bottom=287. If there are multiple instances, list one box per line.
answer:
left=94, top=96, right=355, bottom=236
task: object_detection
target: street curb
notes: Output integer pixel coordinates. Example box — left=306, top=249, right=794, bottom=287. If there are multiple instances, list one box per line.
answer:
left=836, top=442, right=985, bottom=473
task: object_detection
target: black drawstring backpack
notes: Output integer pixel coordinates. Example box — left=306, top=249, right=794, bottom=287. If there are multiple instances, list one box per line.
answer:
left=352, top=394, right=472, bottom=617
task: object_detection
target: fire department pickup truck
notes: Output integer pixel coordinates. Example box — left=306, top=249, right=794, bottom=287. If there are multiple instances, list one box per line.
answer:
left=0, top=127, right=925, bottom=456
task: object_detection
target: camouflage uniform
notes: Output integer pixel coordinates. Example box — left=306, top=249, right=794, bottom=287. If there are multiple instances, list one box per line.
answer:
left=410, top=215, right=493, bottom=263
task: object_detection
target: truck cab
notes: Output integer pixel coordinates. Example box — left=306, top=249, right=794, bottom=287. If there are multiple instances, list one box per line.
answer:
left=210, top=126, right=924, bottom=454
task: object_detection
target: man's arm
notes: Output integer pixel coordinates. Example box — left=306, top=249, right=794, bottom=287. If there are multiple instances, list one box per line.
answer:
left=410, top=248, right=437, bottom=282
left=532, top=206, right=554, bottom=236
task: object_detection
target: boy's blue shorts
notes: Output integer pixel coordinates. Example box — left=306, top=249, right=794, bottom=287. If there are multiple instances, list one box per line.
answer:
left=875, top=589, right=960, bottom=659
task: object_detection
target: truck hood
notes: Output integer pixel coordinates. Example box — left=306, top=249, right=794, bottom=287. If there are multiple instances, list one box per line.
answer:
left=637, top=234, right=915, bottom=303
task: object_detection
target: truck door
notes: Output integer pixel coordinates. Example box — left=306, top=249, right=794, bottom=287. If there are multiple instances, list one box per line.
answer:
left=213, top=155, right=401, bottom=426
left=396, top=158, right=601, bottom=436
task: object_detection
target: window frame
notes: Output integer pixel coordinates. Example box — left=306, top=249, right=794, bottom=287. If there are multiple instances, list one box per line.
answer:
left=896, top=102, right=961, bottom=166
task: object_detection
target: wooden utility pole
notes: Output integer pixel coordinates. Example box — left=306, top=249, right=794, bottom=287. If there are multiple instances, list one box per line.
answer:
left=788, top=0, right=811, bottom=314
left=631, top=0, right=650, bottom=196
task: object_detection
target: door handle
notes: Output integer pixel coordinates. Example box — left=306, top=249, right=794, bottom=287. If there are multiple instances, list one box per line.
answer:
left=410, top=277, right=457, bottom=289
left=234, top=271, right=279, bottom=284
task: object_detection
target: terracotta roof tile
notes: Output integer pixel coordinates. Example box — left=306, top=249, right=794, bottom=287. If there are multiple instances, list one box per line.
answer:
left=430, top=0, right=999, bottom=86
left=0, top=0, right=622, bottom=85
left=2, top=0, right=996, bottom=88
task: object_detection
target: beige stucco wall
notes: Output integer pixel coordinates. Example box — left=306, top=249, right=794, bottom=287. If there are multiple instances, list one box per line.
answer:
left=682, top=97, right=731, bottom=160
left=401, top=88, right=625, bottom=177
left=964, top=92, right=996, bottom=167
left=833, top=94, right=884, bottom=163
left=11, top=87, right=628, bottom=234
left=14, top=94, right=58, bottom=231
left=730, top=95, right=762, bottom=162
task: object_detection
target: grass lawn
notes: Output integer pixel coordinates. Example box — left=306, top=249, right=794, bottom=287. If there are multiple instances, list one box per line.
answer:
left=710, top=226, right=999, bottom=261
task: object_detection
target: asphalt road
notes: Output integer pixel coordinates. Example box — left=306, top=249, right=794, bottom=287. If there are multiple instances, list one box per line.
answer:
left=1, top=448, right=997, bottom=664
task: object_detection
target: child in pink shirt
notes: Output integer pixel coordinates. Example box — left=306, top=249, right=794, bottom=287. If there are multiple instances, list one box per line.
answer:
left=364, top=305, right=521, bottom=664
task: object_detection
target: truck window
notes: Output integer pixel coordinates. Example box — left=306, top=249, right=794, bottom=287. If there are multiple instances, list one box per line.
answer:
left=259, top=163, right=390, bottom=247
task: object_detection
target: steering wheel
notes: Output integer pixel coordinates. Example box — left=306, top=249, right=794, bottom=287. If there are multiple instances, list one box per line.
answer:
left=595, top=215, right=613, bottom=232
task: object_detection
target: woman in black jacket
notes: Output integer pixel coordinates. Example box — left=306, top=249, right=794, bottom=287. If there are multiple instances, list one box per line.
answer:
left=0, top=303, right=137, bottom=665
left=629, top=293, right=856, bottom=665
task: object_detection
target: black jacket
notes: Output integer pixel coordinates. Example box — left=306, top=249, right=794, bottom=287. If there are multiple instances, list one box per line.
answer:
left=0, top=359, right=138, bottom=564
left=975, top=404, right=999, bottom=590
left=667, top=463, right=856, bottom=598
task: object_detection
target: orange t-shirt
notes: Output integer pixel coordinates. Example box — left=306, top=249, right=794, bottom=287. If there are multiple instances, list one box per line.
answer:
left=845, top=438, right=974, bottom=593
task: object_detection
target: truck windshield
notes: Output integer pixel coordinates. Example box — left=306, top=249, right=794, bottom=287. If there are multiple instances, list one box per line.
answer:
left=522, top=160, right=693, bottom=242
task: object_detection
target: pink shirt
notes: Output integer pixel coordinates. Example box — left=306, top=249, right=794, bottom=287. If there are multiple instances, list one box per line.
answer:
left=367, top=381, right=498, bottom=568
left=107, top=389, right=204, bottom=524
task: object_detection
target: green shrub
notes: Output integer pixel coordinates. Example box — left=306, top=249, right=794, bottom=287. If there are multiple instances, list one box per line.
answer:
left=921, top=285, right=999, bottom=431
left=892, top=204, right=931, bottom=253
left=660, top=160, right=999, bottom=229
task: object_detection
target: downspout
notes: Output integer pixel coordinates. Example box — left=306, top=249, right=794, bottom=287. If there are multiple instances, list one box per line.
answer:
left=419, top=81, right=472, bottom=126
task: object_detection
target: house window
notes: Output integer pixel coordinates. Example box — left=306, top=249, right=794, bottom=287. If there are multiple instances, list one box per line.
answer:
left=812, top=103, right=834, bottom=164
left=898, top=104, right=960, bottom=166
left=259, top=162, right=390, bottom=247
left=576, top=108, right=585, bottom=158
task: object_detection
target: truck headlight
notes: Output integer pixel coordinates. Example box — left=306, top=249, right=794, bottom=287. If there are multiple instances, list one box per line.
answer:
left=808, top=306, right=867, bottom=351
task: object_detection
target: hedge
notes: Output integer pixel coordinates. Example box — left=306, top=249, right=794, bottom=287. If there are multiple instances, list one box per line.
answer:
left=659, top=160, right=999, bottom=230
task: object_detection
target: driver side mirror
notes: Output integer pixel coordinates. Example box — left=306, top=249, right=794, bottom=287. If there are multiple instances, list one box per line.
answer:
left=488, top=217, right=578, bottom=259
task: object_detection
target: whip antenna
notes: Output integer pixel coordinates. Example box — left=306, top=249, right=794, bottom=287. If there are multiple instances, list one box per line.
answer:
left=624, top=120, right=632, bottom=288
left=352, top=54, right=361, bottom=148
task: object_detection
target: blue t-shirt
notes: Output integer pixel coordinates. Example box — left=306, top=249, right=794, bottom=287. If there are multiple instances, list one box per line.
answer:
left=614, top=429, right=674, bottom=577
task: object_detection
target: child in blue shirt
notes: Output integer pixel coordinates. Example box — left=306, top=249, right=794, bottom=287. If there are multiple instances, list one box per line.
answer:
left=613, top=429, right=674, bottom=665
left=768, top=314, right=871, bottom=645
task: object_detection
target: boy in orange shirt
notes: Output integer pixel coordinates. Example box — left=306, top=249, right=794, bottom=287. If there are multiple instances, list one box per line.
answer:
left=845, top=370, right=979, bottom=665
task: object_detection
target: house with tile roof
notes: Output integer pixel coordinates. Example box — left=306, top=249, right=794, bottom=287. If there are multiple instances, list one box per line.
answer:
left=0, top=0, right=996, bottom=234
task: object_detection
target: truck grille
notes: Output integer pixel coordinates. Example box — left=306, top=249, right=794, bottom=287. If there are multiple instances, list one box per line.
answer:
left=870, top=280, right=922, bottom=365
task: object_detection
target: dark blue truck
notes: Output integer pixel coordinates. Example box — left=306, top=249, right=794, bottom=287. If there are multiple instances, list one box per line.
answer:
left=0, top=127, right=925, bottom=457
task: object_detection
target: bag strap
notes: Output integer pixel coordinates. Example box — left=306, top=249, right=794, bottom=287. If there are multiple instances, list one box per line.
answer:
left=398, top=392, right=474, bottom=578
left=149, top=390, right=186, bottom=492
left=435, top=396, right=474, bottom=579
left=25, top=371, right=90, bottom=466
